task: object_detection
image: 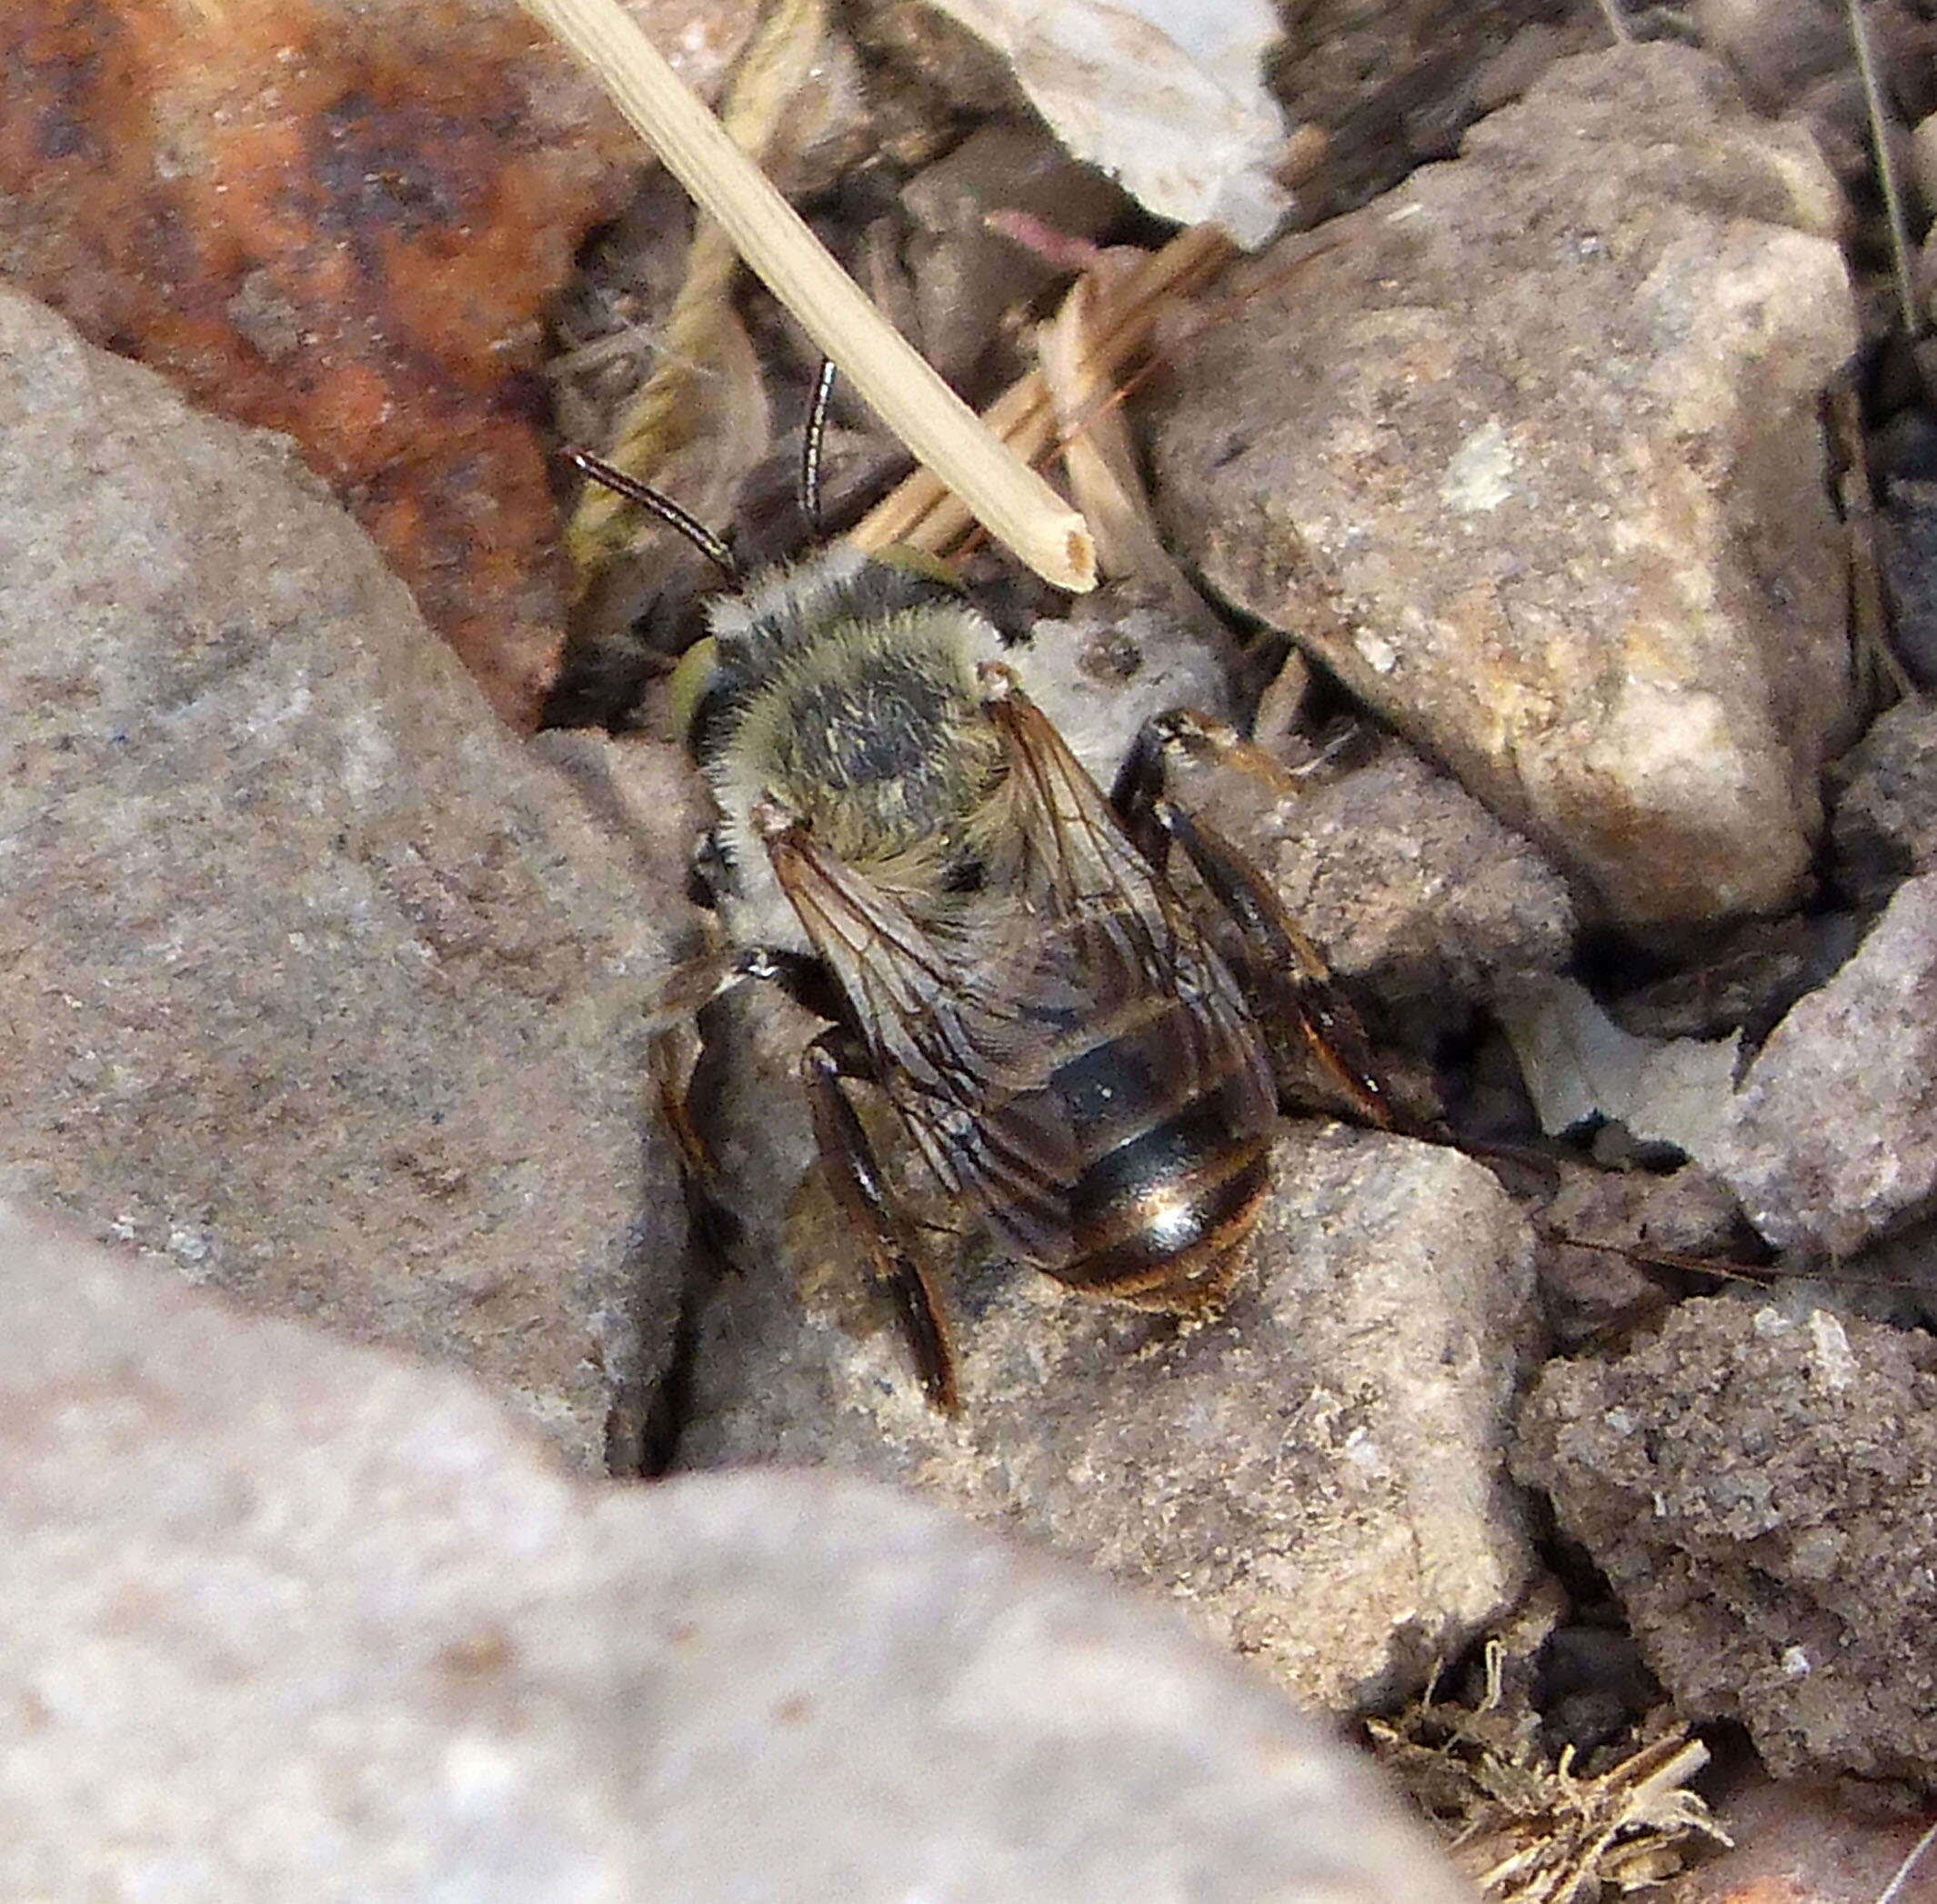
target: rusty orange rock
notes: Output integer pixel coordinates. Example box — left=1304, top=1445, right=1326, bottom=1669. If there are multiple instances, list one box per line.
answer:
left=0, top=0, right=753, bottom=726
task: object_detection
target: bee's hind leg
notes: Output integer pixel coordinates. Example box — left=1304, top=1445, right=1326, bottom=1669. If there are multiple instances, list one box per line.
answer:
left=1109, top=710, right=1298, bottom=866
left=1111, top=712, right=1395, bottom=1132
left=800, top=1029, right=960, bottom=1413
left=1158, top=801, right=1394, bottom=1131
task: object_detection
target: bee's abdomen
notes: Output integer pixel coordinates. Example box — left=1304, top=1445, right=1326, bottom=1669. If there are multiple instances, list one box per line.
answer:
left=1059, top=1095, right=1274, bottom=1308
left=979, top=993, right=1277, bottom=1313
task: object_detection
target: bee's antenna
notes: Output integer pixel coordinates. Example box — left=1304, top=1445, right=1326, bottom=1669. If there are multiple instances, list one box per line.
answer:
left=565, top=446, right=740, bottom=582
left=800, top=356, right=837, bottom=539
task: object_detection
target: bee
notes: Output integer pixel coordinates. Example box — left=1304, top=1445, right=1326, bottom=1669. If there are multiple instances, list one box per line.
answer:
left=572, top=371, right=1390, bottom=1411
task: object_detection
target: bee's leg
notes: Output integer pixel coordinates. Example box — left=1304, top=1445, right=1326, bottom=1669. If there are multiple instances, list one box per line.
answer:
left=1123, top=788, right=1393, bottom=1137
left=1109, top=709, right=1298, bottom=868
left=649, top=942, right=847, bottom=1031
left=1159, top=798, right=1395, bottom=1131
left=656, top=945, right=957, bottom=1406
left=1109, top=708, right=1397, bottom=1129
left=800, top=1030, right=960, bottom=1413
left=650, top=1024, right=712, bottom=1179
left=1109, top=711, right=1185, bottom=866
left=651, top=947, right=858, bottom=1198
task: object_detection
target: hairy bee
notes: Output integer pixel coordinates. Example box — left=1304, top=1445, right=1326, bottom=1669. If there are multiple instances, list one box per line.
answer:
left=574, top=399, right=1389, bottom=1412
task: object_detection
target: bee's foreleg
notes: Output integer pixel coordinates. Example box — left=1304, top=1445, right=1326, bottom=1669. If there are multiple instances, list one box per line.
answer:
left=651, top=946, right=860, bottom=1196
left=647, top=943, right=847, bottom=1034
left=1149, top=799, right=1395, bottom=1133
left=650, top=1022, right=713, bottom=1182
left=800, top=1031, right=960, bottom=1413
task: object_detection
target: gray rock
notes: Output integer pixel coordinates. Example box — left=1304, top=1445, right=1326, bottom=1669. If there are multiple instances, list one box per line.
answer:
left=1019, top=582, right=1241, bottom=777
left=1700, top=876, right=1937, bottom=1258
left=1154, top=44, right=1857, bottom=931
left=1918, top=109, right=1937, bottom=219
left=1829, top=694, right=1937, bottom=907
left=1695, top=0, right=1852, bottom=115
left=0, top=288, right=685, bottom=1468
left=1700, top=0, right=1937, bottom=197
left=841, top=0, right=1024, bottom=136
left=0, top=1200, right=1478, bottom=1901
left=1533, top=1161, right=1747, bottom=1348
left=1269, top=0, right=1596, bottom=226
left=901, top=121, right=1130, bottom=389
left=1880, top=478, right=1937, bottom=688
left=1605, top=912, right=1866, bottom=1045
left=676, top=987, right=1544, bottom=1715
left=1514, top=1293, right=1937, bottom=1783
left=1167, top=730, right=1577, bottom=1008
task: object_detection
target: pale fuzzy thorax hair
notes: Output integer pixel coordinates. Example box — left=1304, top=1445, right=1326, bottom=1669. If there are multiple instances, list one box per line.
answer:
left=702, top=549, right=1012, bottom=954
left=704, top=540, right=872, bottom=653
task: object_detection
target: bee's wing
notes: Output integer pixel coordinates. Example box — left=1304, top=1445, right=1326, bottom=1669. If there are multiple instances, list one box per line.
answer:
left=976, top=677, right=1240, bottom=1011
left=960, top=684, right=1280, bottom=1262
left=763, top=817, right=1048, bottom=1234
left=766, top=679, right=1274, bottom=1264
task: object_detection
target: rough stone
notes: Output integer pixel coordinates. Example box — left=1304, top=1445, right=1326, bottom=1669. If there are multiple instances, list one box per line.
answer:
left=1828, top=694, right=1937, bottom=907
left=0, top=1199, right=1478, bottom=1902
left=674, top=974, right=1544, bottom=1714
left=841, top=0, right=1026, bottom=154
left=1154, top=43, right=1858, bottom=931
left=1700, top=876, right=1937, bottom=1258
left=1653, top=1773, right=1937, bottom=1904
left=1700, top=0, right=1937, bottom=138
left=1918, top=110, right=1937, bottom=220
left=1500, top=974, right=1744, bottom=1156
left=0, top=289, right=685, bottom=1468
left=1514, top=1294, right=1937, bottom=1783
left=1018, top=582, right=1242, bottom=772
left=1531, top=1162, right=1747, bottom=1349
left=1695, top=0, right=1852, bottom=115
left=1881, top=479, right=1937, bottom=688
left=1605, top=912, right=1866, bottom=1046
left=901, top=122, right=1131, bottom=391
left=1168, top=728, right=1577, bottom=1009
left=1267, top=0, right=1602, bottom=226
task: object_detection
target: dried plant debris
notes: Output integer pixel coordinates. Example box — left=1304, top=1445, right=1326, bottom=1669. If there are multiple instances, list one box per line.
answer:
left=922, top=0, right=1293, bottom=244
left=1498, top=977, right=1741, bottom=1157
left=1370, top=1648, right=1728, bottom=1903
left=559, top=0, right=828, bottom=591
left=532, top=0, right=1092, bottom=596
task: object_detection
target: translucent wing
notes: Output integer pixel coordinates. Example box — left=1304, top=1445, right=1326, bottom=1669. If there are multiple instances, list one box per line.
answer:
left=764, top=674, right=1277, bottom=1274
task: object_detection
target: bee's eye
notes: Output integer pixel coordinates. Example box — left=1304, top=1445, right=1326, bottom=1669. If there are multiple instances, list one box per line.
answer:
left=667, top=636, right=726, bottom=747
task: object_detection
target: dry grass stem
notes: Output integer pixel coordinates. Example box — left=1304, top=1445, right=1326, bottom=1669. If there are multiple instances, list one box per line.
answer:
left=1846, top=0, right=1920, bottom=336
left=1032, top=260, right=1234, bottom=650
left=1876, top=1817, right=1937, bottom=1904
left=522, top=0, right=1094, bottom=589
left=1036, top=262, right=1169, bottom=581
left=1594, top=0, right=1634, bottom=43
left=851, top=223, right=1239, bottom=558
left=561, top=0, right=824, bottom=584
left=1828, top=370, right=1917, bottom=708
left=1369, top=1647, right=1728, bottom=1902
